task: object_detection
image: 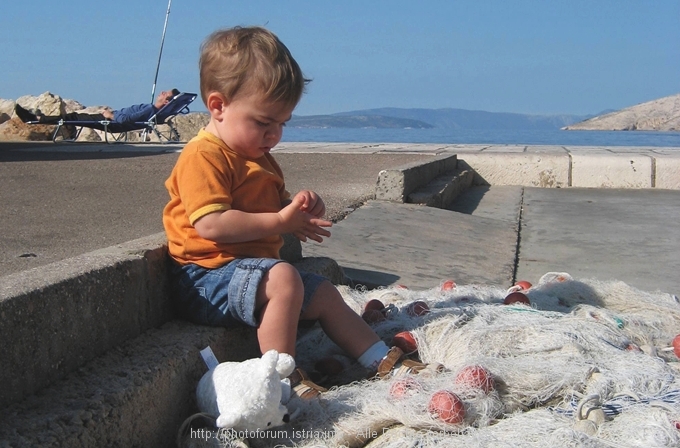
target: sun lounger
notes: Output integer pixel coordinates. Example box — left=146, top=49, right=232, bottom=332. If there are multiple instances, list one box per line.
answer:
left=44, top=92, right=197, bottom=143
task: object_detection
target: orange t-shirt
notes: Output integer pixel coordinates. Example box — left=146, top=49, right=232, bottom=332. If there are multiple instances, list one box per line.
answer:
left=163, top=130, right=290, bottom=268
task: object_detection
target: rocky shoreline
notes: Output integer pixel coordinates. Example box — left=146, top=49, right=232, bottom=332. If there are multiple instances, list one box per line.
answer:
left=0, top=91, right=208, bottom=142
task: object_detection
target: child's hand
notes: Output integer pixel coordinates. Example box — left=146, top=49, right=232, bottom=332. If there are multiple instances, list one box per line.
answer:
left=294, top=190, right=326, bottom=218
left=279, top=194, right=332, bottom=243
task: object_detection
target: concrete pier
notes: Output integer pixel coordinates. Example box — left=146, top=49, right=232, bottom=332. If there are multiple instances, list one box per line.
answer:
left=0, top=142, right=678, bottom=447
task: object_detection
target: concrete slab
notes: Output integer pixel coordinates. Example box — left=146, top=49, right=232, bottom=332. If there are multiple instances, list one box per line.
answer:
left=525, top=146, right=570, bottom=154
left=563, top=146, right=623, bottom=153
left=457, top=152, right=570, bottom=188
left=652, top=147, right=680, bottom=155
left=275, top=142, right=452, bottom=154
left=438, top=144, right=490, bottom=152
left=301, top=200, right=517, bottom=289
left=447, top=185, right=523, bottom=223
left=516, top=187, right=680, bottom=295
left=570, top=153, right=653, bottom=188
left=479, top=145, right=528, bottom=153
left=655, top=152, right=680, bottom=189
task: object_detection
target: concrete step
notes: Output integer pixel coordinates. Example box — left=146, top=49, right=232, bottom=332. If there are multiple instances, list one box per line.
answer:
left=373, top=152, right=478, bottom=209
left=407, top=168, right=475, bottom=208
left=0, top=234, right=173, bottom=410
left=0, top=236, right=346, bottom=448
left=374, top=154, right=458, bottom=202
left=0, top=320, right=259, bottom=448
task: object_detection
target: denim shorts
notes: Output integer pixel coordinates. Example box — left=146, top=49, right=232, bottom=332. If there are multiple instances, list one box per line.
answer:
left=170, top=258, right=327, bottom=328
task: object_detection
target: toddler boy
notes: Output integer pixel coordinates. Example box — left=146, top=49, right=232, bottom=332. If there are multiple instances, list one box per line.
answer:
left=163, top=26, right=420, bottom=395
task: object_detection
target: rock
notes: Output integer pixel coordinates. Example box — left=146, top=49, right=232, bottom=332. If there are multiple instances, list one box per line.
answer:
left=16, top=91, right=66, bottom=117
left=171, top=112, right=209, bottom=141
left=75, top=127, right=103, bottom=142
left=0, top=99, right=16, bottom=124
left=564, top=93, right=680, bottom=131
left=64, top=99, right=87, bottom=113
left=76, top=105, right=109, bottom=115
left=0, top=92, right=69, bottom=141
left=0, top=118, right=55, bottom=141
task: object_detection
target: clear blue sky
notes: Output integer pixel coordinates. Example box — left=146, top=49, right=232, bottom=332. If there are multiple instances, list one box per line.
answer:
left=2, top=0, right=678, bottom=116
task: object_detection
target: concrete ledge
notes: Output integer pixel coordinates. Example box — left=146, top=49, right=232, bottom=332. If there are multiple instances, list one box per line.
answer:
left=0, top=230, right=345, bottom=411
left=0, top=320, right=260, bottom=448
left=655, top=153, right=680, bottom=189
left=570, top=153, right=653, bottom=188
left=408, top=169, right=475, bottom=208
left=0, top=233, right=172, bottom=409
left=453, top=149, right=680, bottom=190
left=375, top=154, right=458, bottom=202
left=456, top=153, right=570, bottom=188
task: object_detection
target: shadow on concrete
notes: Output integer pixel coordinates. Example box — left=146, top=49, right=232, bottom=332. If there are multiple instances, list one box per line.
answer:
left=342, top=267, right=401, bottom=290
left=447, top=185, right=491, bottom=215
left=0, top=142, right=180, bottom=162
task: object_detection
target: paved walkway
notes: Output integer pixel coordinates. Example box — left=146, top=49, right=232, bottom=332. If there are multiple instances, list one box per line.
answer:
left=1, top=141, right=678, bottom=297
left=0, top=143, right=432, bottom=275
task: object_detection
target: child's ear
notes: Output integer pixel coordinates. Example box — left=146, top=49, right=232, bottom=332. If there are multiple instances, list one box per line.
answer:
left=206, top=92, right=228, bottom=119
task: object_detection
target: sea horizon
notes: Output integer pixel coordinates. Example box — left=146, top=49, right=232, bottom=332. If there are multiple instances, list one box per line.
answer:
left=281, top=127, right=680, bottom=148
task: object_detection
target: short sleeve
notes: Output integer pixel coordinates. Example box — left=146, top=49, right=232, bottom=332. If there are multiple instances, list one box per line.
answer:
left=175, top=150, right=233, bottom=225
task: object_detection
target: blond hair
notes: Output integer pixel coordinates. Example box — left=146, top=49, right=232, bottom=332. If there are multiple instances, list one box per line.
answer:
left=199, top=26, right=309, bottom=108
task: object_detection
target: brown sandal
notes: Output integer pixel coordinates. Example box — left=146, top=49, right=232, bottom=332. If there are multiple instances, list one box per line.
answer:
left=288, top=368, right=328, bottom=399
left=376, top=346, right=445, bottom=379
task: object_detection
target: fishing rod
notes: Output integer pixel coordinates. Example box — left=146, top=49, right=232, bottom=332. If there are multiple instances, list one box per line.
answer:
left=151, top=0, right=173, bottom=103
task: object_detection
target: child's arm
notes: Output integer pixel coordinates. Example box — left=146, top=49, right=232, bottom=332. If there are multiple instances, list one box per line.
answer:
left=194, top=193, right=331, bottom=244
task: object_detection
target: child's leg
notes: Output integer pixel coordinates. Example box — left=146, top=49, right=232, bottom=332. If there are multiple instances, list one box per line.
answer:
left=255, top=262, right=305, bottom=356
left=301, top=282, right=434, bottom=377
left=300, top=280, right=382, bottom=360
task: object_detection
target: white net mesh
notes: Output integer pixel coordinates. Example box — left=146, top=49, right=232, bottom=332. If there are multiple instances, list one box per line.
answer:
left=181, top=272, right=680, bottom=448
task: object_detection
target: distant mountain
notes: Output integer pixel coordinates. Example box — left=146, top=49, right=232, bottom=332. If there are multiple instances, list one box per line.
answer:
left=287, top=114, right=433, bottom=129
left=563, top=94, right=680, bottom=131
left=289, top=107, right=589, bottom=130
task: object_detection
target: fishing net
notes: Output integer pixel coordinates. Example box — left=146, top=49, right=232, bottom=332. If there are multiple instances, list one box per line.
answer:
left=181, top=272, right=680, bottom=448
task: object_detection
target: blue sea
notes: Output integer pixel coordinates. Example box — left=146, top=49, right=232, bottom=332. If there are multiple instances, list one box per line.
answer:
left=281, top=128, right=680, bottom=148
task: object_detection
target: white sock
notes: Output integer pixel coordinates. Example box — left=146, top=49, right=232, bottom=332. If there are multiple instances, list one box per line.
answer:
left=357, top=341, right=390, bottom=370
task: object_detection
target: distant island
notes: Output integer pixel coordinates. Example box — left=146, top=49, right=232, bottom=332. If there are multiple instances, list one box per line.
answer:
left=287, top=114, right=433, bottom=129
left=288, top=107, right=590, bottom=130
left=288, top=93, right=680, bottom=131
left=562, top=93, right=679, bottom=131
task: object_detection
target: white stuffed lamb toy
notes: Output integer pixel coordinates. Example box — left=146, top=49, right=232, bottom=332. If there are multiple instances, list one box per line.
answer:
left=196, top=349, right=296, bottom=431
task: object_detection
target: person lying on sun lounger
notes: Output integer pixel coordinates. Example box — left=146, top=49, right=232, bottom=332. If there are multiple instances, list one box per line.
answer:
left=14, top=88, right=180, bottom=125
